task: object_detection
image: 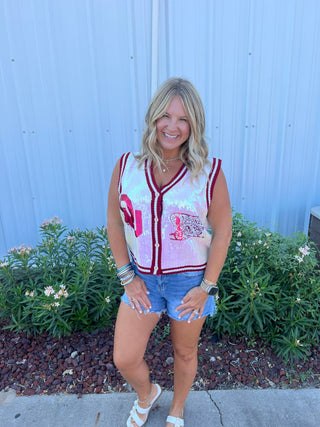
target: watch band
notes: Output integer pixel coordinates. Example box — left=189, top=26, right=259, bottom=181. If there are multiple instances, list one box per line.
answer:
left=203, top=278, right=217, bottom=287
left=200, top=279, right=218, bottom=294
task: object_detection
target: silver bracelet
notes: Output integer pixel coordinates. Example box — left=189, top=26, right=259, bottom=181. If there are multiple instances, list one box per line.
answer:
left=117, top=265, right=133, bottom=280
left=203, top=278, right=217, bottom=287
left=120, top=272, right=136, bottom=286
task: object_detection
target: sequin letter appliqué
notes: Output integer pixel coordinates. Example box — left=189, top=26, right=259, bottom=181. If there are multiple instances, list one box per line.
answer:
left=120, top=194, right=143, bottom=237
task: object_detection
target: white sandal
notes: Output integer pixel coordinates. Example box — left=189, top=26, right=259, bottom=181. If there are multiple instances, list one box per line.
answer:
left=166, top=415, right=184, bottom=426
left=126, top=384, right=162, bottom=427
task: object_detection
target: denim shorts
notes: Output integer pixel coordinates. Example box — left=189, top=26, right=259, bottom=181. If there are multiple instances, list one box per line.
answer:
left=121, top=267, right=216, bottom=321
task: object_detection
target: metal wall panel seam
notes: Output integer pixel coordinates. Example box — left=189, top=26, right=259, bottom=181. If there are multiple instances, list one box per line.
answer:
left=239, top=0, right=255, bottom=214
left=151, top=0, right=159, bottom=95
left=84, top=2, right=108, bottom=215
left=126, top=0, right=141, bottom=152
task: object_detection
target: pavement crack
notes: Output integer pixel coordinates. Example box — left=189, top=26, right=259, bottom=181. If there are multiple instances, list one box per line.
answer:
left=94, top=411, right=101, bottom=426
left=206, top=391, right=224, bottom=426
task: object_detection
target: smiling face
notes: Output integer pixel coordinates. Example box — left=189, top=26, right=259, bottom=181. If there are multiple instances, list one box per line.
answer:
left=156, top=96, right=190, bottom=158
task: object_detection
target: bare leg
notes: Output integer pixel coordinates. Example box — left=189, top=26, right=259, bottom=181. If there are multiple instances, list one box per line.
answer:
left=113, top=302, right=161, bottom=426
left=166, top=316, right=206, bottom=426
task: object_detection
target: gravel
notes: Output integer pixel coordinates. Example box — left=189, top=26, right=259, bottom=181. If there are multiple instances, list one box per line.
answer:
left=1, top=315, right=319, bottom=397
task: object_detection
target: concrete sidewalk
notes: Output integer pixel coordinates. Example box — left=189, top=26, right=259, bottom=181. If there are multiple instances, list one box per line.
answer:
left=0, top=388, right=319, bottom=427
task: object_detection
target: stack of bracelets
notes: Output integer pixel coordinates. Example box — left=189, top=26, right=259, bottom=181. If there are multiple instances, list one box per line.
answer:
left=117, top=262, right=136, bottom=286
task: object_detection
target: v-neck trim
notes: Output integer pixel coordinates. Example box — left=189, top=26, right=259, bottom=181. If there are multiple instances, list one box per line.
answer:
left=145, top=159, right=188, bottom=194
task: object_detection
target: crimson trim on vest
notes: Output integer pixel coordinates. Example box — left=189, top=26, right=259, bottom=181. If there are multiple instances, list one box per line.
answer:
left=162, top=166, right=188, bottom=195
left=144, top=161, right=160, bottom=274
left=131, top=253, right=207, bottom=274
left=118, top=152, right=130, bottom=194
left=132, top=260, right=207, bottom=276
left=156, top=194, right=163, bottom=273
left=145, top=160, right=189, bottom=275
left=161, top=264, right=207, bottom=274
left=206, top=158, right=222, bottom=210
left=149, top=164, right=188, bottom=194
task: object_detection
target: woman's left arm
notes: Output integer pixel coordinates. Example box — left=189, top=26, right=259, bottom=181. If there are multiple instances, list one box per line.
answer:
left=176, top=169, right=232, bottom=321
left=203, top=169, right=233, bottom=284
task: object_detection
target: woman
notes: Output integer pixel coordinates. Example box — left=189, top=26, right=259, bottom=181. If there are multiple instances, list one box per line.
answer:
left=107, top=78, right=232, bottom=427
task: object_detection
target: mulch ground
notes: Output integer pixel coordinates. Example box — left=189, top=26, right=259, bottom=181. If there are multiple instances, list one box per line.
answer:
left=1, top=315, right=319, bottom=397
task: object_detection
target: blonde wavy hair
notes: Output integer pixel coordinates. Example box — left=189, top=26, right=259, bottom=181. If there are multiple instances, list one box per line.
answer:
left=135, top=77, right=209, bottom=179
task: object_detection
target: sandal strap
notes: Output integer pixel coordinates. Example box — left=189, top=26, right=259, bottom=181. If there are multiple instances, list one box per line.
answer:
left=135, top=402, right=150, bottom=415
left=127, top=384, right=162, bottom=427
left=166, top=415, right=184, bottom=426
left=127, top=401, right=145, bottom=427
left=136, top=383, right=162, bottom=413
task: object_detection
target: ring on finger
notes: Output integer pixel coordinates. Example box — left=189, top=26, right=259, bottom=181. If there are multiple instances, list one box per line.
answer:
left=130, top=298, right=136, bottom=303
left=193, top=309, right=199, bottom=315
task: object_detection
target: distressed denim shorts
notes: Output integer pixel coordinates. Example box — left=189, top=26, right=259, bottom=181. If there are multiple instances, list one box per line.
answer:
left=121, top=267, right=216, bottom=321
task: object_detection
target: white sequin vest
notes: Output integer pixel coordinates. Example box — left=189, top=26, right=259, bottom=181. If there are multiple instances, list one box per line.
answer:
left=118, top=152, right=221, bottom=275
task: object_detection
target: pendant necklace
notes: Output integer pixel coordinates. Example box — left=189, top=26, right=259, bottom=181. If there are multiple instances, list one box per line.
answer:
left=162, top=156, right=180, bottom=173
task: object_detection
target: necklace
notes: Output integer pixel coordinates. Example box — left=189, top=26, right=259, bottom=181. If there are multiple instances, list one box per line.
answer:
left=162, top=156, right=180, bottom=173
left=163, top=156, right=180, bottom=162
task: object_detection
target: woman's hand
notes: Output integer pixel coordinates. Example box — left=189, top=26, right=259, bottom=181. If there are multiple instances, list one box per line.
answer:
left=124, top=275, right=152, bottom=314
left=175, top=286, right=209, bottom=323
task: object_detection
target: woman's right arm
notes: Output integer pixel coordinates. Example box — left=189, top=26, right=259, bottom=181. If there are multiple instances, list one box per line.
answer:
left=106, top=159, right=152, bottom=312
left=106, top=159, right=132, bottom=267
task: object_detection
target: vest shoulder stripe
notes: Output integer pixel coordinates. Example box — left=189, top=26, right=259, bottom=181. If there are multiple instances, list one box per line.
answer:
left=118, top=152, right=131, bottom=193
left=206, top=158, right=222, bottom=209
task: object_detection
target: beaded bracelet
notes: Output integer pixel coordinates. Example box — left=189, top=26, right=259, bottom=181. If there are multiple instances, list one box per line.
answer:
left=117, top=262, right=136, bottom=286
left=118, top=269, right=132, bottom=280
left=117, top=262, right=132, bottom=277
left=120, top=271, right=136, bottom=286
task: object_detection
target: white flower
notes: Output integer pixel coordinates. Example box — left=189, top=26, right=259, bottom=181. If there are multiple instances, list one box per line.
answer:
left=51, top=216, right=62, bottom=224
left=295, top=255, right=304, bottom=263
left=296, top=298, right=301, bottom=303
left=299, top=246, right=310, bottom=256
left=44, top=286, right=54, bottom=296
left=236, top=242, right=241, bottom=247
left=105, top=296, right=111, bottom=303
left=237, top=232, right=242, bottom=237
left=265, top=233, right=271, bottom=237
left=295, top=339, right=303, bottom=347
left=41, top=217, right=63, bottom=227
left=258, top=240, right=262, bottom=244
left=0, top=262, right=9, bottom=268
left=25, top=290, right=35, bottom=297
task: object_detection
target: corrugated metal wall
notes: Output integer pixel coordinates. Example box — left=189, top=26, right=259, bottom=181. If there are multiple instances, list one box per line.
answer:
left=1, top=0, right=320, bottom=257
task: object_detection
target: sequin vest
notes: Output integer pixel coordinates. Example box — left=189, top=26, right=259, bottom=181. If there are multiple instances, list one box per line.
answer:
left=118, top=152, right=221, bottom=275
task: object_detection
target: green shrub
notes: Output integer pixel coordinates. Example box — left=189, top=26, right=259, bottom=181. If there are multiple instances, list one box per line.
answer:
left=0, top=217, right=121, bottom=337
left=206, top=212, right=320, bottom=362
left=1, top=213, right=319, bottom=362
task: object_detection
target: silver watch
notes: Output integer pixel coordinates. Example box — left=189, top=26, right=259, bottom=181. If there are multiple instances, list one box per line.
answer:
left=200, top=280, right=219, bottom=296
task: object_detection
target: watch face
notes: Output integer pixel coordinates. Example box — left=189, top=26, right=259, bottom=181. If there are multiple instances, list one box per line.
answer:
left=208, top=287, right=218, bottom=296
